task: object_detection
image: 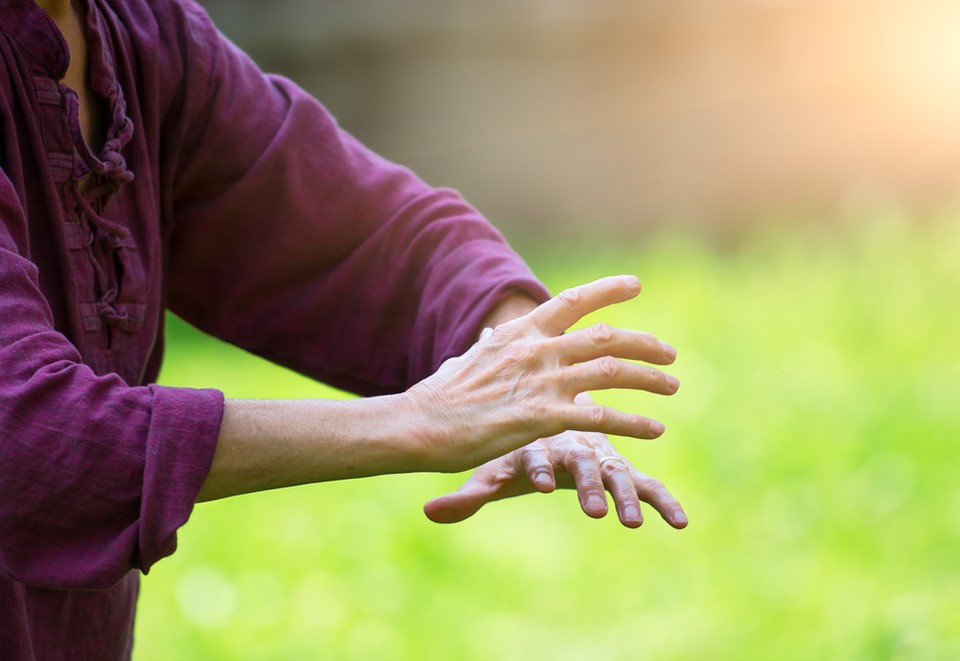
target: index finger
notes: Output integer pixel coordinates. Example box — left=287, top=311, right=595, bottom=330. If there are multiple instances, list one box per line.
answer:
left=526, top=275, right=642, bottom=337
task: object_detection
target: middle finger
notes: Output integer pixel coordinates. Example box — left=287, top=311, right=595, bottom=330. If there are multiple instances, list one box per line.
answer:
left=600, top=458, right=644, bottom=528
left=550, top=325, right=677, bottom=366
left=560, top=358, right=680, bottom=396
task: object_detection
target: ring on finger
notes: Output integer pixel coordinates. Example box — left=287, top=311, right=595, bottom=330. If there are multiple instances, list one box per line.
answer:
left=598, top=456, right=624, bottom=469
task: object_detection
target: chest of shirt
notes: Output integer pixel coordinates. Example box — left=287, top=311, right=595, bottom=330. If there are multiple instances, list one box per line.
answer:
left=0, top=4, right=166, bottom=385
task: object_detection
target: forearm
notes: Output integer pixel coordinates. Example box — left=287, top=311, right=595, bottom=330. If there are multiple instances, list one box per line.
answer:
left=199, top=278, right=668, bottom=502
left=198, top=395, right=426, bottom=501
left=199, top=293, right=540, bottom=503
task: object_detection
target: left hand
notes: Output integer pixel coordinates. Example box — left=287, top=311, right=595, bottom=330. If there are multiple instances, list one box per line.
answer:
left=422, top=425, right=688, bottom=529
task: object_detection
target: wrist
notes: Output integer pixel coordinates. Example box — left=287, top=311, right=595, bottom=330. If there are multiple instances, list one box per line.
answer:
left=397, top=382, right=453, bottom=473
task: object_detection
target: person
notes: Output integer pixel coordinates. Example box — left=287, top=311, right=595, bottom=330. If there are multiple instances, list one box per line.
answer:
left=0, top=0, right=687, bottom=656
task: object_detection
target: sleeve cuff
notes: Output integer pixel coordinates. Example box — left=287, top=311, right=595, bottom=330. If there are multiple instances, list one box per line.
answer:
left=137, top=385, right=225, bottom=573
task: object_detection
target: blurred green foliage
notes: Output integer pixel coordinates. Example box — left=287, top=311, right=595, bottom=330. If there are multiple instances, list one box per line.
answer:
left=133, top=216, right=959, bottom=660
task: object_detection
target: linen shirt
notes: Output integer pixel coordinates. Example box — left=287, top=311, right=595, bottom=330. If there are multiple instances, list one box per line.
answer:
left=0, top=0, right=548, bottom=656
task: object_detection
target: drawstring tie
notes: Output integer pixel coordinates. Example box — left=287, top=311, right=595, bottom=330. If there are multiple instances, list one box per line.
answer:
left=62, top=68, right=140, bottom=335
left=71, top=181, right=139, bottom=333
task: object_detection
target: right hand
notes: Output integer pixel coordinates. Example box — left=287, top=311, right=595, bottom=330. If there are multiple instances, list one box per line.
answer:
left=404, top=275, right=680, bottom=473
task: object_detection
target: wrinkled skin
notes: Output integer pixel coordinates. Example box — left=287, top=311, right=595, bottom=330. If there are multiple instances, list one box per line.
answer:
left=409, top=276, right=687, bottom=528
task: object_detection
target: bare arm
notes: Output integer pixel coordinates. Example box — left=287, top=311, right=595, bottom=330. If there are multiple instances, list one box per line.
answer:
left=198, top=395, right=425, bottom=501
left=198, top=293, right=542, bottom=502
left=198, top=276, right=680, bottom=516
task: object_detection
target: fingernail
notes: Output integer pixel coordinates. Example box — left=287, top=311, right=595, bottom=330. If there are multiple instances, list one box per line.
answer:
left=586, top=495, right=606, bottom=512
left=624, top=505, right=641, bottom=522
left=479, top=327, right=494, bottom=341
left=673, top=511, right=688, bottom=527
left=619, top=275, right=641, bottom=291
left=660, top=342, right=677, bottom=360
left=666, top=375, right=681, bottom=393
left=534, top=473, right=553, bottom=490
left=649, top=420, right=666, bottom=436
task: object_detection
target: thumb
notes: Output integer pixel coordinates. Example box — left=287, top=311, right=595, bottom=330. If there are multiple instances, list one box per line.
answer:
left=423, top=481, right=499, bottom=524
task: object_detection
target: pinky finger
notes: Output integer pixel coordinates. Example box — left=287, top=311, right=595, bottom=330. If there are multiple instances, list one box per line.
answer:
left=561, top=404, right=666, bottom=440
left=633, top=471, right=688, bottom=529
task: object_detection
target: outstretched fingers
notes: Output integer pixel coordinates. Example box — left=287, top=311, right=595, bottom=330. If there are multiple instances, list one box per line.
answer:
left=560, top=403, right=666, bottom=440
left=552, top=324, right=677, bottom=366
left=633, top=470, right=688, bottom=528
left=525, top=275, right=642, bottom=337
left=593, top=460, right=688, bottom=529
left=560, top=358, right=680, bottom=396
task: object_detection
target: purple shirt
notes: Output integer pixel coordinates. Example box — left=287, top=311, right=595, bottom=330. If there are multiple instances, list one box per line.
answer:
left=0, top=0, right=548, bottom=656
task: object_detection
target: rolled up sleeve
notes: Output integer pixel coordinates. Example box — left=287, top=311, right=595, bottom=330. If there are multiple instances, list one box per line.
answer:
left=0, top=179, right=223, bottom=590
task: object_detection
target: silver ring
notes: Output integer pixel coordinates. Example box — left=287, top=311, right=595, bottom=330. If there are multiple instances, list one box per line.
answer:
left=598, top=456, right=623, bottom=469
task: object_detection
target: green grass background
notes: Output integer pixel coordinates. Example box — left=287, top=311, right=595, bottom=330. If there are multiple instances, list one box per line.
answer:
left=133, top=215, right=960, bottom=660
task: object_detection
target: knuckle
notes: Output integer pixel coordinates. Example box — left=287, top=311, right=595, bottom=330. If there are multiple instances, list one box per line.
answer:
left=655, top=369, right=676, bottom=394
left=642, top=366, right=665, bottom=389
left=642, top=474, right=665, bottom=489
left=557, top=287, right=581, bottom=309
left=489, top=322, right=519, bottom=343
left=590, top=405, right=609, bottom=428
left=557, top=366, right=577, bottom=393
left=600, top=459, right=625, bottom=477
left=501, top=341, right=534, bottom=366
left=520, top=442, right=546, bottom=462
left=567, top=447, right=596, bottom=463
left=588, top=323, right=615, bottom=346
left=640, top=476, right=667, bottom=495
left=488, top=324, right=508, bottom=341
left=527, top=397, right=555, bottom=426
left=639, top=332, right=659, bottom=351
left=581, top=478, right=605, bottom=491
left=597, top=356, right=621, bottom=379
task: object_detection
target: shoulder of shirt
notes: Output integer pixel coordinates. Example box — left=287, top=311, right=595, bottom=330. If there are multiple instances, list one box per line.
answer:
left=96, top=0, right=226, bottom=89
left=98, top=0, right=220, bottom=45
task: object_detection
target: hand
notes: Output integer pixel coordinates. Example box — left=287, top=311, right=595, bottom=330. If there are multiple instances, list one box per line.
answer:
left=404, top=275, right=679, bottom=473
left=423, top=396, right=687, bottom=529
